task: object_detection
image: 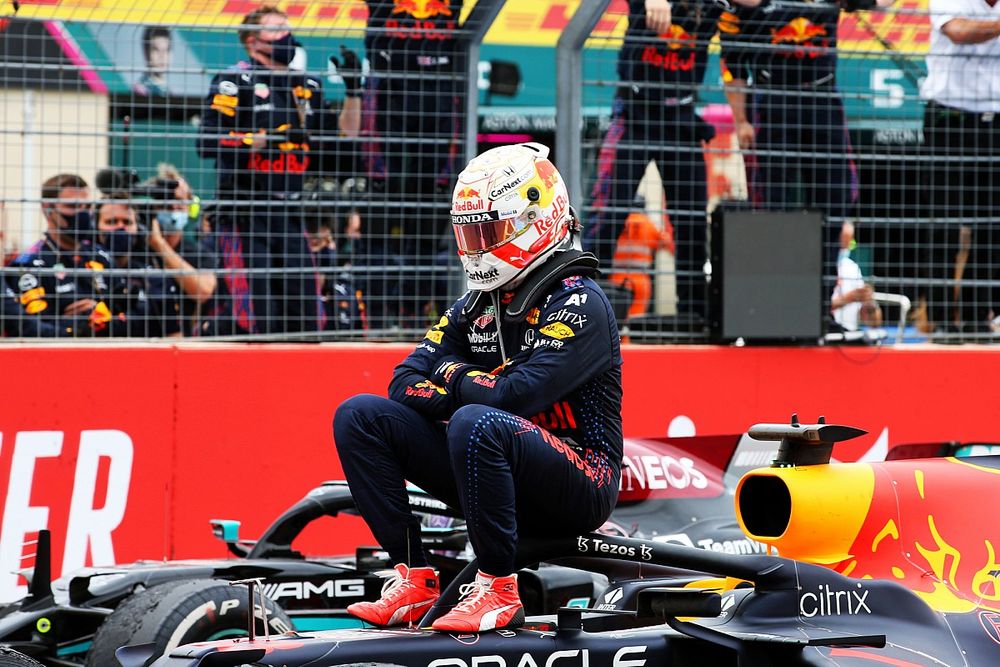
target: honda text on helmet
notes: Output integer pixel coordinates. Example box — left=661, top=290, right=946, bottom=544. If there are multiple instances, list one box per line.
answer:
left=451, top=143, right=572, bottom=291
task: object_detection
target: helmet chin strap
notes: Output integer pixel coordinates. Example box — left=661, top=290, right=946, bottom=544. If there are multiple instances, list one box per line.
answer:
left=566, top=206, right=584, bottom=251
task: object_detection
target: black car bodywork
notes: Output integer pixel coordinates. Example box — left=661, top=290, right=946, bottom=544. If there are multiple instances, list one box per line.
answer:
left=137, top=530, right=993, bottom=667
left=0, top=434, right=771, bottom=667
left=132, top=423, right=1000, bottom=667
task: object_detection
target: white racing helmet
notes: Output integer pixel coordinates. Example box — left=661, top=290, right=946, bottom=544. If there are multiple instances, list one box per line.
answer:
left=451, top=142, right=572, bottom=291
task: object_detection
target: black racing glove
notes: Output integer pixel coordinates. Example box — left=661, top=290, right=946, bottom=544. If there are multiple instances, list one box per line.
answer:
left=329, top=46, right=362, bottom=98
left=842, top=0, right=876, bottom=11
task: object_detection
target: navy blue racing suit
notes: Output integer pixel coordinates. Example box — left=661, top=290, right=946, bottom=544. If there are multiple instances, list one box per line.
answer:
left=586, top=0, right=726, bottom=319
left=720, top=0, right=859, bottom=232
left=334, top=257, right=623, bottom=575
left=197, top=60, right=326, bottom=335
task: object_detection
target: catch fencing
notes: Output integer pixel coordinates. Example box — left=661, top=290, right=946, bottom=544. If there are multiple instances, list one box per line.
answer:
left=1, top=1, right=996, bottom=343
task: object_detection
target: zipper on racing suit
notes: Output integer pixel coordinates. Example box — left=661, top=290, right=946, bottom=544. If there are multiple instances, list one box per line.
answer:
left=490, top=289, right=508, bottom=367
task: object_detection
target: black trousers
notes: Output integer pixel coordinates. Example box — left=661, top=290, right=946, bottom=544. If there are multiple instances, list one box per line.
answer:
left=360, top=69, right=463, bottom=325
left=922, top=100, right=1000, bottom=328
left=214, top=203, right=323, bottom=335
left=585, top=91, right=710, bottom=317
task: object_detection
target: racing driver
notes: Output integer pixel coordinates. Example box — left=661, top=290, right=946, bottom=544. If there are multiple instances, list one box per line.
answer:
left=333, top=143, right=623, bottom=632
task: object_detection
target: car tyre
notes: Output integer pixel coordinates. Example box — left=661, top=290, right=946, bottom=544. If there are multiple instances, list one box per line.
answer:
left=0, top=648, right=45, bottom=667
left=85, top=579, right=292, bottom=667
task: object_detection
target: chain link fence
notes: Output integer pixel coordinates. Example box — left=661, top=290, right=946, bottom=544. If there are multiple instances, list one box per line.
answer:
left=570, top=0, right=999, bottom=344
left=0, top=0, right=501, bottom=340
left=2, top=1, right=998, bottom=343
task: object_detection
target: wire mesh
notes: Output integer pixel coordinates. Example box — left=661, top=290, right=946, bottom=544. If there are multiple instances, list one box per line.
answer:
left=1, top=0, right=999, bottom=343
left=577, top=0, right=1000, bottom=344
left=0, top=0, right=478, bottom=341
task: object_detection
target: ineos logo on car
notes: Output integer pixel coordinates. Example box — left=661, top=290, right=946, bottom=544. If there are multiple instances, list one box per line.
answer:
left=620, top=455, right=709, bottom=491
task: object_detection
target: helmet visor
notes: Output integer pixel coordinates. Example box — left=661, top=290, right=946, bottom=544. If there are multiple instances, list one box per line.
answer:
left=453, top=216, right=519, bottom=254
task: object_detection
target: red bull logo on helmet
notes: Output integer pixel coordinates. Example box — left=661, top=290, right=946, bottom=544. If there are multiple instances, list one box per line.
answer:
left=453, top=198, right=485, bottom=212
left=534, top=160, right=559, bottom=190
left=456, top=187, right=480, bottom=199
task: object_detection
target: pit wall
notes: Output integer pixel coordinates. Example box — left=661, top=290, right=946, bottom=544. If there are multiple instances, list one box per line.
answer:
left=0, top=343, right=994, bottom=601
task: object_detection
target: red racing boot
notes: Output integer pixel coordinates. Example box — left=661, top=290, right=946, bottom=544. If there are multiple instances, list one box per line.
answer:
left=431, top=571, right=524, bottom=632
left=347, top=563, right=439, bottom=626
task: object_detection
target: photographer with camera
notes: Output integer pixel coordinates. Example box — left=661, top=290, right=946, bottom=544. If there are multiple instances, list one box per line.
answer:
left=196, top=4, right=362, bottom=336
left=96, top=165, right=221, bottom=336
left=140, top=166, right=222, bottom=336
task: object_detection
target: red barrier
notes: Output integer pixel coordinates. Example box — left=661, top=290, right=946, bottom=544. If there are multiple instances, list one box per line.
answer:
left=0, top=343, right=997, bottom=602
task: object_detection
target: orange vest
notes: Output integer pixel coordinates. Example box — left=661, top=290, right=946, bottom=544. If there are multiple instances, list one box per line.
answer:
left=612, top=212, right=672, bottom=270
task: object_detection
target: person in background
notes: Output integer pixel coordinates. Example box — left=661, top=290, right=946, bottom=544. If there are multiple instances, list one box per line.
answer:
left=197, top=4, right=360, bottom=335
left=338, top=207, right=363, bottom=260
left=610, top=197, right=675, bottom=319
left=920, top=0, right=1000, bottom=334
left=586, top=0, right=762, bottom=324
left=334, top=143, right=622, bottom=632
left=358, top=0, right=465, bottom=328
left=720, top=0, right=896, bottom=273
left=134, top=26, right=172, bottom=96
left=141, top=165, right=221, bottom=336
left=831, top=220, right=882, bottom=332
left=1, top=174, right=118, bottom=337
left=94, top=200, right=156, bottom=336
left=306, top=211, right=364, bottom=332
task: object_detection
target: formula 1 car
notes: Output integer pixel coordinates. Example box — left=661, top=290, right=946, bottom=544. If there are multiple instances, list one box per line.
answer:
left=132, top=419, right=1000, bottom=667
left=0, top=649, right=43, bottom=667
left=0, top=433, right=769, bottom=667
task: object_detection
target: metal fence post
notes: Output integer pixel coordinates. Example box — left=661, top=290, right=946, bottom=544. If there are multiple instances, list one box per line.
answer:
left=459, top=0, right=505, bottom=166
left=555, top=0, right=610, bottom=204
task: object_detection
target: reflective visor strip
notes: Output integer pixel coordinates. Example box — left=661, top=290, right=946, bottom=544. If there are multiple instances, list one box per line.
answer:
left=453, top=217, right=517, bottom=254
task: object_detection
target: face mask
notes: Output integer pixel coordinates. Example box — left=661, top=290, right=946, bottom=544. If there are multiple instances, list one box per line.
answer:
left=267, top=33, right=297, bottom=66
left=106, top=229, right=137, bottom=256
left=52, top=209, right=94, bottom=241
left=157, top=210, right=189, bottom=233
